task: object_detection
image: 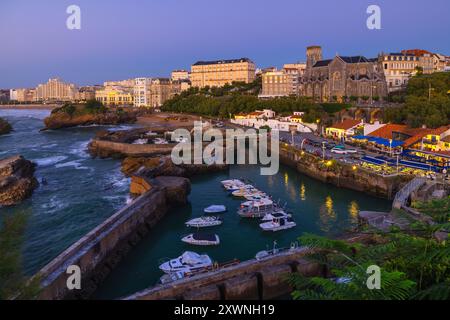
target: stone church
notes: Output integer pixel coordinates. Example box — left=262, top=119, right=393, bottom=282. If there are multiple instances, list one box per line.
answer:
left=300, top=46, right=387, bottom=102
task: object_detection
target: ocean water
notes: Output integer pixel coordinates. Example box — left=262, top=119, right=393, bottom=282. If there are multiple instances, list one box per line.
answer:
left=0, top=109, right=391, bottom=299
left=0, top=109, right=133, bottom=274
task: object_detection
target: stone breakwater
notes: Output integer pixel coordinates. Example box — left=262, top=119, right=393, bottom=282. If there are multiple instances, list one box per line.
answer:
left=278, top=144, right=412, bottom=200
left=0, top=155, right=38, bottom=206
left=36, top=176, right=190, bottom=300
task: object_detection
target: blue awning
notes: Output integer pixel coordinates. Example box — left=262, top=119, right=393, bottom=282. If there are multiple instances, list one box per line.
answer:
left=361, top=156, right=387, bottom=165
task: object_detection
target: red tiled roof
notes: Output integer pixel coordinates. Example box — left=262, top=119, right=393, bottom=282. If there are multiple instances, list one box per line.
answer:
left=329, top=119, right=361, bottom=130
left=368, top=124, right=442, bottom=147
left=368, top=124, right=407, bottom=139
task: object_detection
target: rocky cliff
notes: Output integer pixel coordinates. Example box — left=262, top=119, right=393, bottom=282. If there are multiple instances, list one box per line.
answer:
left=0, top=117, right=12, bottom=135
left=0, top=155, right=38, bottom=206
left=43, top=108, right=137, bottom=130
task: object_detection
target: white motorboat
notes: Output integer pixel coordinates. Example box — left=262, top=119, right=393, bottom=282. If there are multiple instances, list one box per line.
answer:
left=159, top=271, right=185, bottom=284
left=132, top=138, right=148, bottom=145
left=181, top=233, right=220, bottom=246
left=159, top=251, right=213, bottom=274
left=237, top=198, right=279, bottom=218
left=185, top=216, right=222, bottom=228
left=261, top=211, right=292, bottom=222
left=154, top=137, right=169, bottom=144
left=244, top=193, right=268, bottom=201
left=221, top=179, right=243, bottom=187
left=231, top=185, right=259, bottom=197
left=204, top=205, right=227, bottom=214
left=259, top=217, right=296, bottom=232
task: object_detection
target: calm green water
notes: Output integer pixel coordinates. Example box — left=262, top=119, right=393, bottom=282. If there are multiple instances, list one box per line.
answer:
left=0, top=109, right=391, bottom=300
left=93, top=165, right=391, bottom=299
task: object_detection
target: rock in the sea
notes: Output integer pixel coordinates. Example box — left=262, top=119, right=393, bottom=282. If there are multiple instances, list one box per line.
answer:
left=43, top=104, right=138, bottom=130
left=0, top=155, right=38, bottom=206
left=0, top=117, right=12, bottom=135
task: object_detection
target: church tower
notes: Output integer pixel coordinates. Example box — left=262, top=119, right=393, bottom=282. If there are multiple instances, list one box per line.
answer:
left=306, top=46, right=323, bottom=70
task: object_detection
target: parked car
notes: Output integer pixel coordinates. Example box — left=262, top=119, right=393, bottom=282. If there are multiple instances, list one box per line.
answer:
left=331, top=147, right=348, bottom=154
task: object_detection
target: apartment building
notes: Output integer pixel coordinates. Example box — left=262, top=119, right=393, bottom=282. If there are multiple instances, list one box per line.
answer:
left=171, top=70, right=190, bottom=81
left=35, top=78, right=78, bottom=101
left=190, top=58, right=256, bottom=88
left=259, top=70, right=296, bottom=98
left=9, top=88, right=36, bottom=102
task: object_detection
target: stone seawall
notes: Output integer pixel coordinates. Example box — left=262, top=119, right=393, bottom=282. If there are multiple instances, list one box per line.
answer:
left=279, top=145, right=412, bottom=200
left=123, top=247, right=323, bottom=300
left=36, top=176, right=190, bottom=300
left=89, top=139, right=176, bottom=158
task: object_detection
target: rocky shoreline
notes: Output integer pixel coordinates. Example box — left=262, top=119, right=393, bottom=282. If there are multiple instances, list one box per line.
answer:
left=0, top=117, right=12, bottom=135
left=0, top=155, right=38, bottom=206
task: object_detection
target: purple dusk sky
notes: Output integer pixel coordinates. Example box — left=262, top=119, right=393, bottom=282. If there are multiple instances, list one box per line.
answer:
left=1, top=0, right=449, bottom=88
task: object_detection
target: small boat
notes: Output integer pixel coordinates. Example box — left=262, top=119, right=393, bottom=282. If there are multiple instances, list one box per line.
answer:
left=204, top=205, right=227, bottom=214
left=181, top=233, right=220, bottom=246
left=231, top=186, right=258, bottom=197
left=132, top=138, right=148, bottom=145
left=159, top=251, right=213, bottom=274
left=261, top=211, right=292, bottom=222
left=259, top=217, right=296, bottom=232
left=255, top=241, right=298, bottom=260
left=238, top=198, right=279, bottom=218
left=185, top=216, right=222, bottom=228
left=154, top=137, right=168, bottom=144
left=159, top=271, right=185, bottom=284
left=244, top=192, right=268, bottom=201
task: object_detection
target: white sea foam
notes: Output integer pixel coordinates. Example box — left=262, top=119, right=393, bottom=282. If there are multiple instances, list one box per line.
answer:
left=34, top=155, right=68, bottom=167
left=69, top=140, right=90, bottom=158
left=55, top=160, right=89, bottom=170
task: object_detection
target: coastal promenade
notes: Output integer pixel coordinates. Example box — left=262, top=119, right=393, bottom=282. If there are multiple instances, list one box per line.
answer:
left=0, top=104, right=60, bottom=110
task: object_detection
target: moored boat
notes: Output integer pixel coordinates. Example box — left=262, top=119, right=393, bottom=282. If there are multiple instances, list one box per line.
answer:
left=181, top=233, right=220, bottom=246
left=261, top=211, right=292, bottom=222
left=159, top=251, right=213, bottom=274
left=237, top=198, right=279, bottom=218
left=259, top=217, right=296, bottom=232
left=204, top=204, right=227, bottom=214
left=185, top=216, right=223, bottom=228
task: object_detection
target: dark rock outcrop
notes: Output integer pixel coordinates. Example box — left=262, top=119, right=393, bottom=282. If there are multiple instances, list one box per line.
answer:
left=0, top=117, right=12, bottom=135
left=123, top=155, right=228, bottom=178
left=43, top=109, right=137, bottom=130
left=0, top=155, right=38, bottom=206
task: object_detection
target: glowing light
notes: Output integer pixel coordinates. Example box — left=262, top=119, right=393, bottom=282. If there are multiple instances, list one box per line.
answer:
left=300, top=183, right=306, bottom=201
left=352, top=165, right=357, bottom=170
left=326, top=160, right=333, bottom=166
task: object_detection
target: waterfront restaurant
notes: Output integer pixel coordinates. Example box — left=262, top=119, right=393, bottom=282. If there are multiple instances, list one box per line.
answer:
left=325, top=119, right=363, bottom=141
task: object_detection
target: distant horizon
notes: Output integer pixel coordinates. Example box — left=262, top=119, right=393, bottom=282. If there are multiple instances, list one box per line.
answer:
left=1, top=0, right=449, bottom=88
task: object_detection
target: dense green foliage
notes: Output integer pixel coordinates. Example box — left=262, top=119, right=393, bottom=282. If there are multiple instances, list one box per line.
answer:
left=383, top=72, right=450, bottom=128
left=0, top=210, right=40, bottom=299
left=162, top=80, right=350, bottom=123
left=290, top=197, right=450, bottom=300
left=51, top=99, right=107, bottom=116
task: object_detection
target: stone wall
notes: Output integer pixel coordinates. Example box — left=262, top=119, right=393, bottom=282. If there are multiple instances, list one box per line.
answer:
left=279, top=145, right=412, bottom=199
left=88, top=139, right=176, bottom=158
left=123, top=247, right=323, bottom=300
left=36, top=176, right=190, bottom=300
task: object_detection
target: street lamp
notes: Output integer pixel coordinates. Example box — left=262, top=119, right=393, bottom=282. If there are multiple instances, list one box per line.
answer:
left=322, top=141, right=326, bottom=160
left=389, top=139, right=392, bottom=157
